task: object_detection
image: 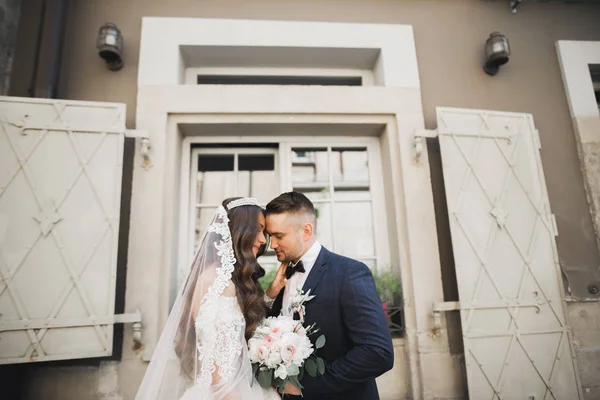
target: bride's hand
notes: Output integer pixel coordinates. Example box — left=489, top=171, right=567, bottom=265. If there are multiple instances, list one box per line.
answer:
left=266, top=263, right=288, bottom=299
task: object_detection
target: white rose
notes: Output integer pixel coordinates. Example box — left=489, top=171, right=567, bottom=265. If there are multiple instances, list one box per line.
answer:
left=248, top=338, right=261, bottom=363
left=266, top=348, right=283, bottom=368
left=274, top=364, right=288, bottom=380
left=255, top=325, right=270, bottom=336
left=295, top=325, right=306, bottom=336
left=272, top=316, right=296, bottom=334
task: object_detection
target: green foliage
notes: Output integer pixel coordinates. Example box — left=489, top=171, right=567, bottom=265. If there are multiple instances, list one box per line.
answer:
left=258, top=268, right=278, bottom=291
left=373, top=269, right=402, bottom=305
left=257, top=369, right=273, bottom=389
left=315, top=335, right=326, bottom=349
left=304, top=358, right=317, bottom=377
left=316, top=357, right=325, bottom=375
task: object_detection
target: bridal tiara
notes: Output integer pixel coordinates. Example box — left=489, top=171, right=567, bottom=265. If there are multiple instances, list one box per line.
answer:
left=226, top=197, right=260, bottom=210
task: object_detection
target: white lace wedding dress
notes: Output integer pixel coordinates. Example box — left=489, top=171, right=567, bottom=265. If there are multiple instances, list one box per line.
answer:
left=180, top=296, right=280, bottom=400
left=135, top=205, right=280, bottom=400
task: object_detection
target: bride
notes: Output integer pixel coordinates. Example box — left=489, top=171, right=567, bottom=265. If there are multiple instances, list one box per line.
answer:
left=136, top=197, right=280, bottom=399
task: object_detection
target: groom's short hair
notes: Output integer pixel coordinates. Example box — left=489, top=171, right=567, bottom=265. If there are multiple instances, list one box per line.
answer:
left=266, top=191, right=317, bottom=225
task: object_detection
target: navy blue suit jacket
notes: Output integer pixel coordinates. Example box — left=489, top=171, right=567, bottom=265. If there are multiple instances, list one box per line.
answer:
left=270, top=247, right=394, bottom=400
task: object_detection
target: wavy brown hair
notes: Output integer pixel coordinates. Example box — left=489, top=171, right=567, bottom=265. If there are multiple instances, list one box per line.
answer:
left=223, top=197, right=268, bottom=341
left=175, top=198, right=267, bottom=379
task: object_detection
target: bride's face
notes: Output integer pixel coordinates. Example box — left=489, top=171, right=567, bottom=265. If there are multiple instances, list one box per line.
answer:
left=252, top=213, right=267, bottom=257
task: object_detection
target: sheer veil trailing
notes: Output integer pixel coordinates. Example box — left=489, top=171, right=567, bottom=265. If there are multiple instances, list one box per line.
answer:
left=136, top=205, right=271, bottom=400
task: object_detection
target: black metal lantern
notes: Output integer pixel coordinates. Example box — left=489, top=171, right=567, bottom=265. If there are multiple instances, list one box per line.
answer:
left=484, top=32, right=510, bottom=76
left=97, top=23, right=124, bottom=71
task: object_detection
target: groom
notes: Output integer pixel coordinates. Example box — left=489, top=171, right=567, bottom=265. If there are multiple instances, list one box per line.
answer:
left=265, top=192, right=394, bottom=400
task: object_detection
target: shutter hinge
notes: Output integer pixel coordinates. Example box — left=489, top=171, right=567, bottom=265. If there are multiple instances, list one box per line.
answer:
left=126, top=130, right=152, bottom=170
left=413, top=129, right=438, bottom=163
left=432, top=301, right=460, bottom=335
left=114, top=311, right=144, bottom=348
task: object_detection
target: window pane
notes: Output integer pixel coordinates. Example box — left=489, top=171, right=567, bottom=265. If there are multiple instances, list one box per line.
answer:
left=331, top=147, right=369, bottom=184
left=298, top=192, right=333, bottom=250
left=196, top=171, right=236, bottom=203
left=237, top=153, right=277, bottom=203
left=239, top=154, right=275, bottom=171
left=314, top=202, right=334, bottom=250
left=292, top=148, right=329, bottom=191
left=333, top=202, right=375, bottom=258
left=334, top=189, right=371, bottom=202
left=198, top=154, right=234, bottom=171
left=295, top=187, right=331, bottom=201
left=238, top=170, right=278, bottom=203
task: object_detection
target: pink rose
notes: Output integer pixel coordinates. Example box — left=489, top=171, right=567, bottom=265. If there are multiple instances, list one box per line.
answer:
left=280, top=344, right=297, bottom=363
left=257, top=346, right=269, bottom=361
left=263, top=335, right=276, bottom=347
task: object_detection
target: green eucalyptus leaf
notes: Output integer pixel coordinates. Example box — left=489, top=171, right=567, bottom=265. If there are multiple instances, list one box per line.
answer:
left=305, top=358, right=317, bottom=377
left=257, top=369, right=273, bottom=389
left=315, top=335, right=326, bottom=349
left=316, top=357, right=325, bottom=375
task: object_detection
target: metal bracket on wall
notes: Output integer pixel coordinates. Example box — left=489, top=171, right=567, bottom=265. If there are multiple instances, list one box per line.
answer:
left=510, top=0, right=522, bottom=13
left=114, top=310, right=144, bottom=347
left=126, top=129, right=152, bottom=170
left=432, top=301, right=460, bottom=333
left=413, top=129, right=439, bottom=163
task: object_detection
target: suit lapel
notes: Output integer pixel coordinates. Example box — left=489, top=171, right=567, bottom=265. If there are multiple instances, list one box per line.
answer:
left=302, top=247, right=330, bottom=293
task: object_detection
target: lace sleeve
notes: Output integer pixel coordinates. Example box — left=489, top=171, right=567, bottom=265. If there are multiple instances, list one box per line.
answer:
left=195, top=296, right=245, bottom=389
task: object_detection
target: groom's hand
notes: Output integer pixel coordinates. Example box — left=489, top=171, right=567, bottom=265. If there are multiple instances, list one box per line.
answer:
left=281, top=382, right=301, bottom=395
left=266, top=262, right=288, bottom=299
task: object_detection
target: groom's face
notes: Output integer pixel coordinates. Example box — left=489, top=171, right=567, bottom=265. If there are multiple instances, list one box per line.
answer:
left=266, top=212, right=306, bottom=263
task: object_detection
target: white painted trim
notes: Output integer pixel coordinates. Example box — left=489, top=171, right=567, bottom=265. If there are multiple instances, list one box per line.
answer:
left=556, top=40, right=600, bottom=118
left=190, top=147, right=278, bottom=154
left=138, top=18, right=420, bottom=88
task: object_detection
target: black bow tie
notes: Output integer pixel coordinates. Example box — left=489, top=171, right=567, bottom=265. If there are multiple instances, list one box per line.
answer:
left=285, top=260, right=305, bottom=279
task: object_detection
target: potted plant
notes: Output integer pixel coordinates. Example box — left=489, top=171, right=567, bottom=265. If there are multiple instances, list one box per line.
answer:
left=372, top=269, right=404, bottom=336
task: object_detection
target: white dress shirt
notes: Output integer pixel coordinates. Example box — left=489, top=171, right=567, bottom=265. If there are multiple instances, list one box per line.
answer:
left=281, top=241, right=322, bottom=316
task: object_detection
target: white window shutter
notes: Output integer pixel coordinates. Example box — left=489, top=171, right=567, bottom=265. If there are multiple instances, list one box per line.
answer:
left=436, top=107, right=583, bottom=399
left=0, top=97, right=140, bottom=364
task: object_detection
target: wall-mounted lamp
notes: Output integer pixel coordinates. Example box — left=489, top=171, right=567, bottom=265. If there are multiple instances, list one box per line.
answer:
left=484, top=32, right=510, bottom=76
left=97, top=23, right=124, bottom=71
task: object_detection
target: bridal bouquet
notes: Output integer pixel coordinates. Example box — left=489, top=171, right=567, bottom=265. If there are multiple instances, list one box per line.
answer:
left=248, top=290, right=326, bottom=392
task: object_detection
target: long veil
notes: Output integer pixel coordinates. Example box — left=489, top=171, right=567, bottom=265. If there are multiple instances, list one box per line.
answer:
left=136, top=206, right=266, bottom=399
